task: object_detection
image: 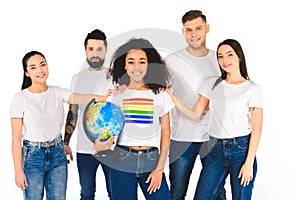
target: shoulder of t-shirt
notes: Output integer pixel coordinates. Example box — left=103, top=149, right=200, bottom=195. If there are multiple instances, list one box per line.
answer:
left=164, top=49, right=185, bottom=61
left=246, top=80, right=262, bottom=92
left=208, top=49, right=216, bottom=57
left=247, top=80, right=261, bottom=87
left=48, top=85, right=69, bottom=92
left=11, top=90, right=24, bottom=102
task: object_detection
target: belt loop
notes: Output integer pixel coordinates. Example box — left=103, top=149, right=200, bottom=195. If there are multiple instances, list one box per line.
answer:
left=38, top=143, right=41, bottom=149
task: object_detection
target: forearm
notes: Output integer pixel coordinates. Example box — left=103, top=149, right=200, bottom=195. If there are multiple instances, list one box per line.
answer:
left=12, top=139, right=22, bottom=172
left=68, top=93, right=106, bottom=104
left=155, top=145, right=169, bottom=171
left=245, top=107, right=263, bottom=165
left=168, top=92, right=207, bottom=121
left=155, top=113, right=170, bottom=171
left=11, top=118, right=23, bottom=172
left=245, top=131, right=262, bottom=165
left=64, top=104, right=78, bottom=145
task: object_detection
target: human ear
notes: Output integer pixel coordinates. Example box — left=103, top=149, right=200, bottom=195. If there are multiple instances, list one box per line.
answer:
left=206, top=24, right=210, bottom=33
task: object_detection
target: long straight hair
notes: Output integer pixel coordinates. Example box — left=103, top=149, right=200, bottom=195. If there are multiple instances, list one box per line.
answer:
left=213, top=39, right=249, bottom=89
left=21, top=51, right=46, bottom=90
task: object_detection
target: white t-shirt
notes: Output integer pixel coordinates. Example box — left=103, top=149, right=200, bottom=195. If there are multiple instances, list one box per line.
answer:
left=199, top=79, right=263, bottom=139
left=70, top=67, right=113, bottom=154
left=110, top=89, right=174, bottom=149
left=164, top=49, right=220, bottom=142
left=10, top=86, right=72, bottom=142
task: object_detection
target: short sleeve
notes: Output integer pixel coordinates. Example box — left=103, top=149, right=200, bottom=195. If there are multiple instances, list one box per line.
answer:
left=10, top=94, right=24, bottom=118
left=197, top=76, right=219, bottom=99
left=160, top=92, right=175, bottom=117
left=70, top=73, right=78, bottom=91
left=248, top=84, right=263, bottom=108
left=55, top=86, right=72, bottom=103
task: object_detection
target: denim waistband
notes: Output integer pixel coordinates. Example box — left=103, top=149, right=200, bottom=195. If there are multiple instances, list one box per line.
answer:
left=116, top=145, right=158, bottom=154
left=23, top=135, right=62, bottom=148
left=211, top=134, right=250, bottom=144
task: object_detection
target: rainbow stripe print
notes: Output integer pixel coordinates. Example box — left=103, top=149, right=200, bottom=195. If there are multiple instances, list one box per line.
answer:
left=122, top=98, right=154, bottom=124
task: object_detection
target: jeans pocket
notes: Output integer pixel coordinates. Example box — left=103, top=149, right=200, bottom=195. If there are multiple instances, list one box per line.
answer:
left=56, top=140, right=65, bottom=153
left=26, top=144, right=39, bottom=156
left=22, top=145, right=28, bottom=168
left=234, top=137, right=249, bottom=150
left=147, top=150, right=159, bottom=161
left=115, top=148, right=130, bottom=160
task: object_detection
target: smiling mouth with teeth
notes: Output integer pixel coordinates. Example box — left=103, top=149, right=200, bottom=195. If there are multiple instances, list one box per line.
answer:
left=37, top=73, right=46, bottom=78
left=132, top=71, right=143, bottom=74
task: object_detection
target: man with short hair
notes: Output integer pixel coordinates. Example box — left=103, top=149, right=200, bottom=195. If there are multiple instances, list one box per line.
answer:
left=64, top=29, right=113, bottom=200
left=165, top=10, right=226, bottom=200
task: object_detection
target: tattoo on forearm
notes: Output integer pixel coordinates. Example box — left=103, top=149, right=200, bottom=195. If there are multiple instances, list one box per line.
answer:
left=64, top=104, right=78, bottom=144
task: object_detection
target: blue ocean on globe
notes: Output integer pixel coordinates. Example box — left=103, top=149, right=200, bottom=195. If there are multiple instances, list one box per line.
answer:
left=84, top=101, right=124, bottom=141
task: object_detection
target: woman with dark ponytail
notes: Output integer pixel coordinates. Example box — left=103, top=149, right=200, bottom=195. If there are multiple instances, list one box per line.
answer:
left=10, top=51, right=112, bottom=199
left=21, top=51, right=39, bottom=90
left=167, top=39, right=263, bottom=199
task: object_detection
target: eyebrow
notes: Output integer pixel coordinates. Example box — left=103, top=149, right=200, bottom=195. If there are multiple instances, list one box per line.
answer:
left=185, top=25, right=202, bottom=29
left=127, top=58, right=147, bottom=61
left=218, top=50, right=234, bottom=55
left=29, top=60, right=45, bottom=67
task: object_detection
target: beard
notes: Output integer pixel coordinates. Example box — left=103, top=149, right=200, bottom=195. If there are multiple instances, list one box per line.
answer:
left=86, top=57, right=105, bottom=69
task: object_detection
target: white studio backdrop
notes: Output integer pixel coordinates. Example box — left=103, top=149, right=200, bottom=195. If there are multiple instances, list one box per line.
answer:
left=0, top=0, right=299, bottom=199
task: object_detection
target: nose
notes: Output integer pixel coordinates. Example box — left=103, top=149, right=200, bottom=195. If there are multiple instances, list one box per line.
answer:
left=36, top=66, right=43, bottom=72
left=221, top=57, right=227, bottom=64
left=91, top=50, right=98, bottom=57
left=191, top=30, right=197, bottom=37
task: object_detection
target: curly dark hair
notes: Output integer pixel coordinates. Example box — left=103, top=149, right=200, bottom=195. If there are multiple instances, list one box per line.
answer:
left=109, top=38, right=171, bottom=94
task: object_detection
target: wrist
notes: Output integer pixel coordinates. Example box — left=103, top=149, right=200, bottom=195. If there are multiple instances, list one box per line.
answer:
left=244, top=158, right=254, bottom=166
left=15, top=168, right=23, bottom=173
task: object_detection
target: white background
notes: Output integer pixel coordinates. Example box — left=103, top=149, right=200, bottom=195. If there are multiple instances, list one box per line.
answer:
left=0, top=0, right=299, bottom=199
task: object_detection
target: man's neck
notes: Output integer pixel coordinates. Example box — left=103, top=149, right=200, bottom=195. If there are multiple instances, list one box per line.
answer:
left=88, top=66, right=104, bottom=71
left=186, top=46, right=209, bottom=57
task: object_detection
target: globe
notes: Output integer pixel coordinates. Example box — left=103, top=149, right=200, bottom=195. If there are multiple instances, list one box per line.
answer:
left=83, top=99, right=125, bottom=142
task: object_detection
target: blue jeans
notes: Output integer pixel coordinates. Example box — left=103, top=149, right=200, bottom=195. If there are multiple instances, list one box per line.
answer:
left=169, top=140, right=226, bottom=200
left=109, top=145, right=171, bottom=200
left=169, top=140, right=204, bottom=200
left=194, top=135, right=257, bottom=200
left=22, top=136, right=67, bottom=200
left=77, top=153, right=111, bottom=200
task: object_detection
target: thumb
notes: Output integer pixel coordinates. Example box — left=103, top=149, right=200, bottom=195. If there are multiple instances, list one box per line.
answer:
left=108, top=136, right=116, bottom=144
